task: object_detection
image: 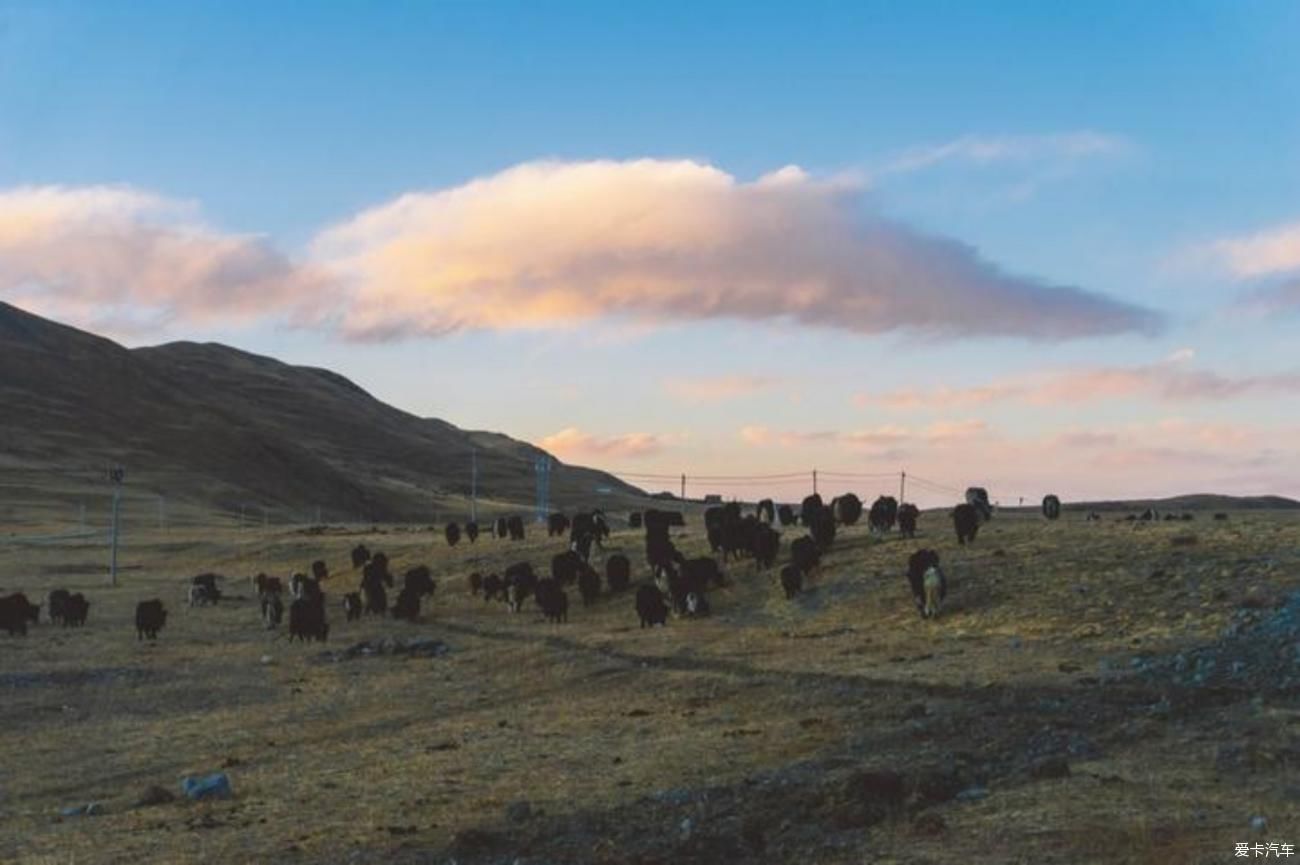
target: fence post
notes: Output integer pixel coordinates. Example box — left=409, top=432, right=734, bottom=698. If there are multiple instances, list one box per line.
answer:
left=680, top=473, right=686, bottom=500
left=900, top=470, right=906, bottom=504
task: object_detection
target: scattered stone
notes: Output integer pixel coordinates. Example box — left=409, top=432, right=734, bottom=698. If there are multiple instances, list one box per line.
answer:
left=1250, top=815, right=1268, bottom=833
left=59, top=802, right=103, bottom=817
left=133, top=785, right=175, bottom=808
left=955, top=786, right=989, bottom=802
left=181, top=772, right=232, bottom=801
left=679, top=817, right=694, bottom=840
left=312, top=637, right=450, bottom=663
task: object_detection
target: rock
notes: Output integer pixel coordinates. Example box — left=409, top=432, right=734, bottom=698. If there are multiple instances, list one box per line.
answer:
left=181, top=772, right=233, bottom=801
left=955, top=786, right=989, bottom=802
left=1029, top=757, right=1071, bottom=780
left=505, top=800, right=532, bottom=823
left=133, top=785, right=175, bottom=808
left=652, top=788, right=693, bottom=806
left=1250, top=815, right=1268, bottom=832
left=679, top=817, right=694, bottom=840
left=59, top=802, right=103, bottom=817
left=259, top=654, right=273, bottom=665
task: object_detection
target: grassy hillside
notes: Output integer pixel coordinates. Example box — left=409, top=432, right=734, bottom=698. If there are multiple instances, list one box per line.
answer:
left=1, top=507, right=1296, bottom=863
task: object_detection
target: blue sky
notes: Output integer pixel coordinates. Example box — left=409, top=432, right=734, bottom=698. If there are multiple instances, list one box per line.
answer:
left=2, top=1, right=1297, bottom=503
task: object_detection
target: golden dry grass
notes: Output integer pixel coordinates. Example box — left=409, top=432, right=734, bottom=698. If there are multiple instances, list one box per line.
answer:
left=1, top=507, right=1297, bottom=864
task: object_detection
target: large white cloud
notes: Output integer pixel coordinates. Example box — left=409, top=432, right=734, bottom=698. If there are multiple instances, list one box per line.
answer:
left=0, top=185, right=331, bottom=333
left=313, top=159, right=1160, bottom=341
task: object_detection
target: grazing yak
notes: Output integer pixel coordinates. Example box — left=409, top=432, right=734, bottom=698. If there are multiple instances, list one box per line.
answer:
left=832, top=493, right=863, bottom=526
left=790, top=535, right=821, bottom=579
left=481, top=573, right=505, bottom=603
left=868, top=496, right=898, bottom=534
left=288, top=596, right=328, bottom=642
left=756, top=498, right=776, bottom=524
left=468, top=572, right=484, bottom=596
left=494, top=517, right=509, bottom=538
left=311, top=560, right=329, bottom=582
left=809, top=507, right=836, bottom=551
left=350, top=544, right=371, bottom=569
left=1, top=593, right=40, bottom=636
left=504, top=562, right=539, bottom=612
left=465, top=521, right=480, bottom=543
left=135, top=599, right=167, bottom=640
left=535, top=578, right=569, bottom=623
left=1042, top=495, right=1062, bottom=520
left=952, top=504, right=980, bottom=545
left=571, top=511, right=609, bottom=557
left=753, top=523, right=780, bottom=570
left=392, top=566, right=437, bottom=622
left=897, top=503, right=920, bottom=538
left=777, top=504, right=796, bottom=527
left=965, top=487, right=993, bottom=522
left=906, top=549, right=947, bottom=619
left=63, top=593, right=89, bottom=627
left=252, top=573, right=284, bottom=596
left=800, top=494, right=825, bottom=527
left=445, top=523, right=461, bottom=547
left=548, top=512, right=570, bottom=537
left=605, top=554, right=631, bottom=593
left=47, top=588, right=71, bottom=625
left=361, top=555, right=394, bottom=616
left=635, top=584, right=669, bottom=628
left=262, top=591, right=285, bottom=628
left=780, top=565, right=802, bottom=599
left=188, top=583, right=220, bottom=607
left=342, top=592, right=362, bottom=622
left=507, top=515, right=526, bottom=541
left=290, top=572, right=323, bottom=603
left=577, top=565, right=602, bottom=607
left=551, top=550, right=585, bottom=586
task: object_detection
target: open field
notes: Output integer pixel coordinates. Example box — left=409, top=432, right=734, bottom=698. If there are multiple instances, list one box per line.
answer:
left=1, top=508, right=1297, bottom=864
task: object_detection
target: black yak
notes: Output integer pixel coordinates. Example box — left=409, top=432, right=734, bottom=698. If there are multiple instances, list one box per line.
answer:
left=1, top=593, right=40, bottom=636
left=605, top=554, right=631, bottom=593
left=465, top=521, right=480, bottom=543
left=869, top=496, right=898, bottom=534
left=535, top=579, right=569, bottom=623
left=965, top=487, right=993, bottom=522
left=548, top=512, right=570, bottom=537
left=262, top=590, right=285, bottom=628
left=494, top=517, right=509, bottom=538
left=47, top=588, right=70, bottom=625
left=342, top=591, right=362, bottom=621
left=833, top=493, right=863, bottom=526
left=809, top=508, right=836, bottom=551
left=906, top=549, right=946, bottom=619
left=790, top=535, right=821, bottom=577
left=482, top=573, right=505, bottom=603
left=507, top=515, right=526, bottom=541
left=135, top=599, right=167, bottom=640
left=504, top=562, right=538, bottom=612
left=350, top=544, right=371, bottom=569
left=897, top=503, right=920, bottom=538
left=756, top=499, right=775, bottom=524
left=628, top=512, right=643, bottom=529
left=288, top=596, right=328, bottom=642
left=468, top=572, right=483, bottom=596
left=636, top=584, right=669, bottom=628
left=445, top=523, right=461, bottom=547
left=777, top=504, right=796, bottom=527
left=953, top=503, right=980, bottom=545
left=63, top=593, right=89, bottom=627
left=800, top=494, right=825, bottom=526
left=1042, top=495, right=1061, bottom=521
left=780, top=564, right=802, bottom=599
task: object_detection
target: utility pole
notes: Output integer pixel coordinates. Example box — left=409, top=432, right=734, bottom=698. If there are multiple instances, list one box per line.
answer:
left=812, top=469, right=818, bottom=496
left=680, top=473, right=686, bottom=501
left=534, top=456, right=552, bottom=523
left=108, top=466, right=125, bottom=587
left=900, top=470, right=906, bottom=504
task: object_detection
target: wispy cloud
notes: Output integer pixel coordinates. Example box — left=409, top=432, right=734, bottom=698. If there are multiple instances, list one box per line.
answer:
left=662, top=374, right=778, bottom=403
left=0, top=185, right=333, bottom=333
left=738, top=421, right=981, bottom=450
left=877, top=132, right=1130, bottom=176
left=313, top=159, right=1159, bottom=342
left=539, top=426, right=674, bottom=460
left=1211, top=220, right=1300, bottom=278
left=857, top=354, right=1300, bottom=410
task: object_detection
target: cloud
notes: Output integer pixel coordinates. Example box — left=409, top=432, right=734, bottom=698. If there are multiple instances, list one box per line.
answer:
left=313, top=159, right=1159, bottom=342
left=858, top=355, right=1300, bottom=410
left=1211, top=221, right=1300, bottom=278
left=539, top=426, right=671, bottom=460
left=662, top=374, right=777, bottom=403
left=0, top=185, right=333, bottom=333
left=878, top=132, right=1130, bottom=176
left=738, top=422, right=958, bottom=451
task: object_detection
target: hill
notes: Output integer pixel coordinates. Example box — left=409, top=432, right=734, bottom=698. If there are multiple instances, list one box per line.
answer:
left=1061, top=493, right=1300, bottom=512
left=0, top=301, right=643, bottom=524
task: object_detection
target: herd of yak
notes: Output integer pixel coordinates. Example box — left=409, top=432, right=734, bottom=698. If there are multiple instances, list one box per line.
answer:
left=4, top=488, right=1178, bottom=640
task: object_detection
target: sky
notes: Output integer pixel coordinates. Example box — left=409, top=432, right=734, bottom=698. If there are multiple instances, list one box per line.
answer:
left=1, top=0, right=1298, bottom=506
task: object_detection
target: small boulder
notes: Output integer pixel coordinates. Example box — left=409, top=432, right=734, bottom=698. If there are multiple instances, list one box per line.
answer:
left=134, top=785, right=175, bottom=808
left=181, top=772, right=233, bottom=801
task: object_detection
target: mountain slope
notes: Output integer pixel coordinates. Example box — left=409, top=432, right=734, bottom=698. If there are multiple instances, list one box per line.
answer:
left=0, top=302, right=642, bottom=522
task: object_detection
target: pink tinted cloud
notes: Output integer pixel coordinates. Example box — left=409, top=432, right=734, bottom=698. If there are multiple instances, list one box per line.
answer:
left=313, top=159, right=1159, bottom=341
left=540, top=427, right=672, bottom=460
left=0, top=185, right=334, bottom=333
left=662, top=374, right=778, bottom=402
left=858, top=357, right=1300, bottom=410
